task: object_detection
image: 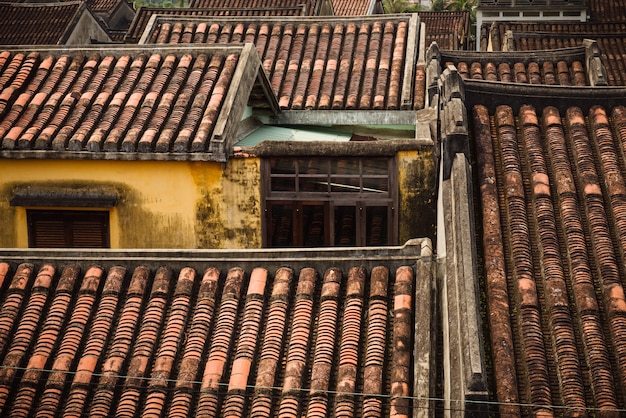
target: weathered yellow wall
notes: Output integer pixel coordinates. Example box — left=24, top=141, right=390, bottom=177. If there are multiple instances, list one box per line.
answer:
left=398, top=148, right=437, bottom=243
left=0, top=158, right=262, bottom=249
left=0, top=151, right=432, bottom=249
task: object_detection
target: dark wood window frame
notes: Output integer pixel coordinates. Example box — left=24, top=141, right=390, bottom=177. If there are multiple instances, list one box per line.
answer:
left=27, top=209, right=111, bottom=248
left=263, top=157, right=398, bottom=247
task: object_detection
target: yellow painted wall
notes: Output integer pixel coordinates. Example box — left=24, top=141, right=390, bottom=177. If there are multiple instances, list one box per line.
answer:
left=0, top=150, right=433, bottom=249
left=0, top=158, right=262, bottom=249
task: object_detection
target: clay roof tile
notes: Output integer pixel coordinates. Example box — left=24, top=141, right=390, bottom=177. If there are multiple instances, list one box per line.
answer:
left=0, top=246, right=426, bottom=418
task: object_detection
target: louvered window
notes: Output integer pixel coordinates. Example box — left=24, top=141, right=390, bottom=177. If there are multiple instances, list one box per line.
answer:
left=27, top=210, right=110, bottom=248
left=263, top=157, right=397, bottom=247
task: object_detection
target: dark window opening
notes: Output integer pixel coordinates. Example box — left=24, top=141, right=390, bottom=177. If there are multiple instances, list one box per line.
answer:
left=264, top=157, right=396, bottom=247
left=27, top=210, right=110, bottom=248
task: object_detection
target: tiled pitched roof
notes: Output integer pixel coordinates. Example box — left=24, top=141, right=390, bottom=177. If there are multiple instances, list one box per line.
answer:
left=189, top=0, right=313, bottom=10
left=0, top=242, right=433, bottom=418
left=417, top=11, right=471, bottom=50
left=436, top=46, right=590, bottom=86
left=332, top=0, right=375, bottom=16
left=473, top=98, right=626, bottom=416
left=588, top=0, right=626, bottom=22
left=88, top=0, right=128, bottom=14
left=0, top=44, right=275, bottom=160
left=478, top=0, right=586, bottom=7
left=125, top=5, right=308, bottom=43
left=483, top=22, right=626, bottom=86
left=144, top=14, right=423, bottom=110
left=0, top=1, right=87, bottom=45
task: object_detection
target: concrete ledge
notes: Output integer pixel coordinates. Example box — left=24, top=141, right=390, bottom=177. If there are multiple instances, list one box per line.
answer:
left=0, top=238, right=430, bottom=276
left=439, top=154, right=488, bottom=418
left=414, top=239, right=436, bottom=418
left=269, top=110, right=419, bottom=126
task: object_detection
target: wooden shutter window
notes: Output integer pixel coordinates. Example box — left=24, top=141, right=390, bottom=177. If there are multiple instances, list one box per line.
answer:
left=27, top=210, right=110, bottom=248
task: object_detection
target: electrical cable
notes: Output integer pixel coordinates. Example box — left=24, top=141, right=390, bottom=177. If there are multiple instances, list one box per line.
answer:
left=1, top=364, right=626, bottom=415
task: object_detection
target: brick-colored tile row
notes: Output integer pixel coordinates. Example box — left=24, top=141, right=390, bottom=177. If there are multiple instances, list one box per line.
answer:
left=90, top=265, right=150, bottom=418
left=519, top=106, right=587, bottom=414
left=126, top=5, right=309, bottom=43
left=306, top=268, right=341, bottom=418
left=0, top=265, right=53, bottom=413
left=222, top=268, right=267, bottom=417
left=0, top=3, right=87, bottom=45
left=0, top=262, right=415, bottom=418
left=196, top=267, right=245, bottom=418
left=473, top=105, right=520, bottom=417
left=7, top=265, right=80, bottom=418
left=0, top=49, right=238, bottom=153
left=453, top=60, right=587, bottom=86
left=543, top=105, right=620, bottom=416
left=149, top=16, right=421, bottom=110
left=589, top=0, right=626, bottom=22
left=485, top=22, right=626, bottom=86
left=474, top=103, right=626, bottom=416
left=334, top=267, right=365, bottom=418
left=36, top=266, right=104, bottom=418
left=250, top=267, right=293, bottom=418
left=116, top=266, right=173, bottom=418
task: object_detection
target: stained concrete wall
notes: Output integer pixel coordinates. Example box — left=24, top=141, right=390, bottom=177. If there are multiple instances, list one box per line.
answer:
left=436, top=66, right=489, bottom=417
left=439, top=154, right=488, bottom=418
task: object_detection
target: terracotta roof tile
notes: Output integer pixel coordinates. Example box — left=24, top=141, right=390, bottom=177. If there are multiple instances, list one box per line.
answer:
left=0, top=263, right=9, bottom=289
left=484, top=22, right=626, bottom=86
left=0, top=2, right=91, bottom=45
left=35, top=265, right=104, bottom=417
left=89, top=0, right=128, bottom=14
left=196, top=267, right=245, bottom=417
left=145, top=14, right=422, bottom=110
left=0, top=44, right=268, bottom=159
left=126, top=5, right=308, bottom=43
left=306, top=268, right=340, bottom=417
left=222, top=268, right=268, bottom=416
left=0, top=243, right=430, bottom=418
left=249, top=266, right=293, bottom=418
left=473, top=101, right=626, bottom=416
left=0, top=265, right=53, bottom=412
left=189, top=0, right=312, bottom=10
left=418, top=11, right=471, bottom=50
left=588, top=0, right=626, bottom=22
left=7, top=264, right=80, bottom=418
left=332, top=0, right=374, bottom=16
left=0, top=263, right=34, bottom=357
left=116, top=266, right=173, bottom=418
left=449, top=58, right=588, bottom=86
left=141, top=267, right=196, bottom=417
left=64, top=266, right=126, bottom=417
left=90, top=265, right=150, bottom=417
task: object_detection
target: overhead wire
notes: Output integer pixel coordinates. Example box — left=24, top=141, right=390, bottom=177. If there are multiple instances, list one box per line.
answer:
left=1, top=364, right=626, bottom=415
